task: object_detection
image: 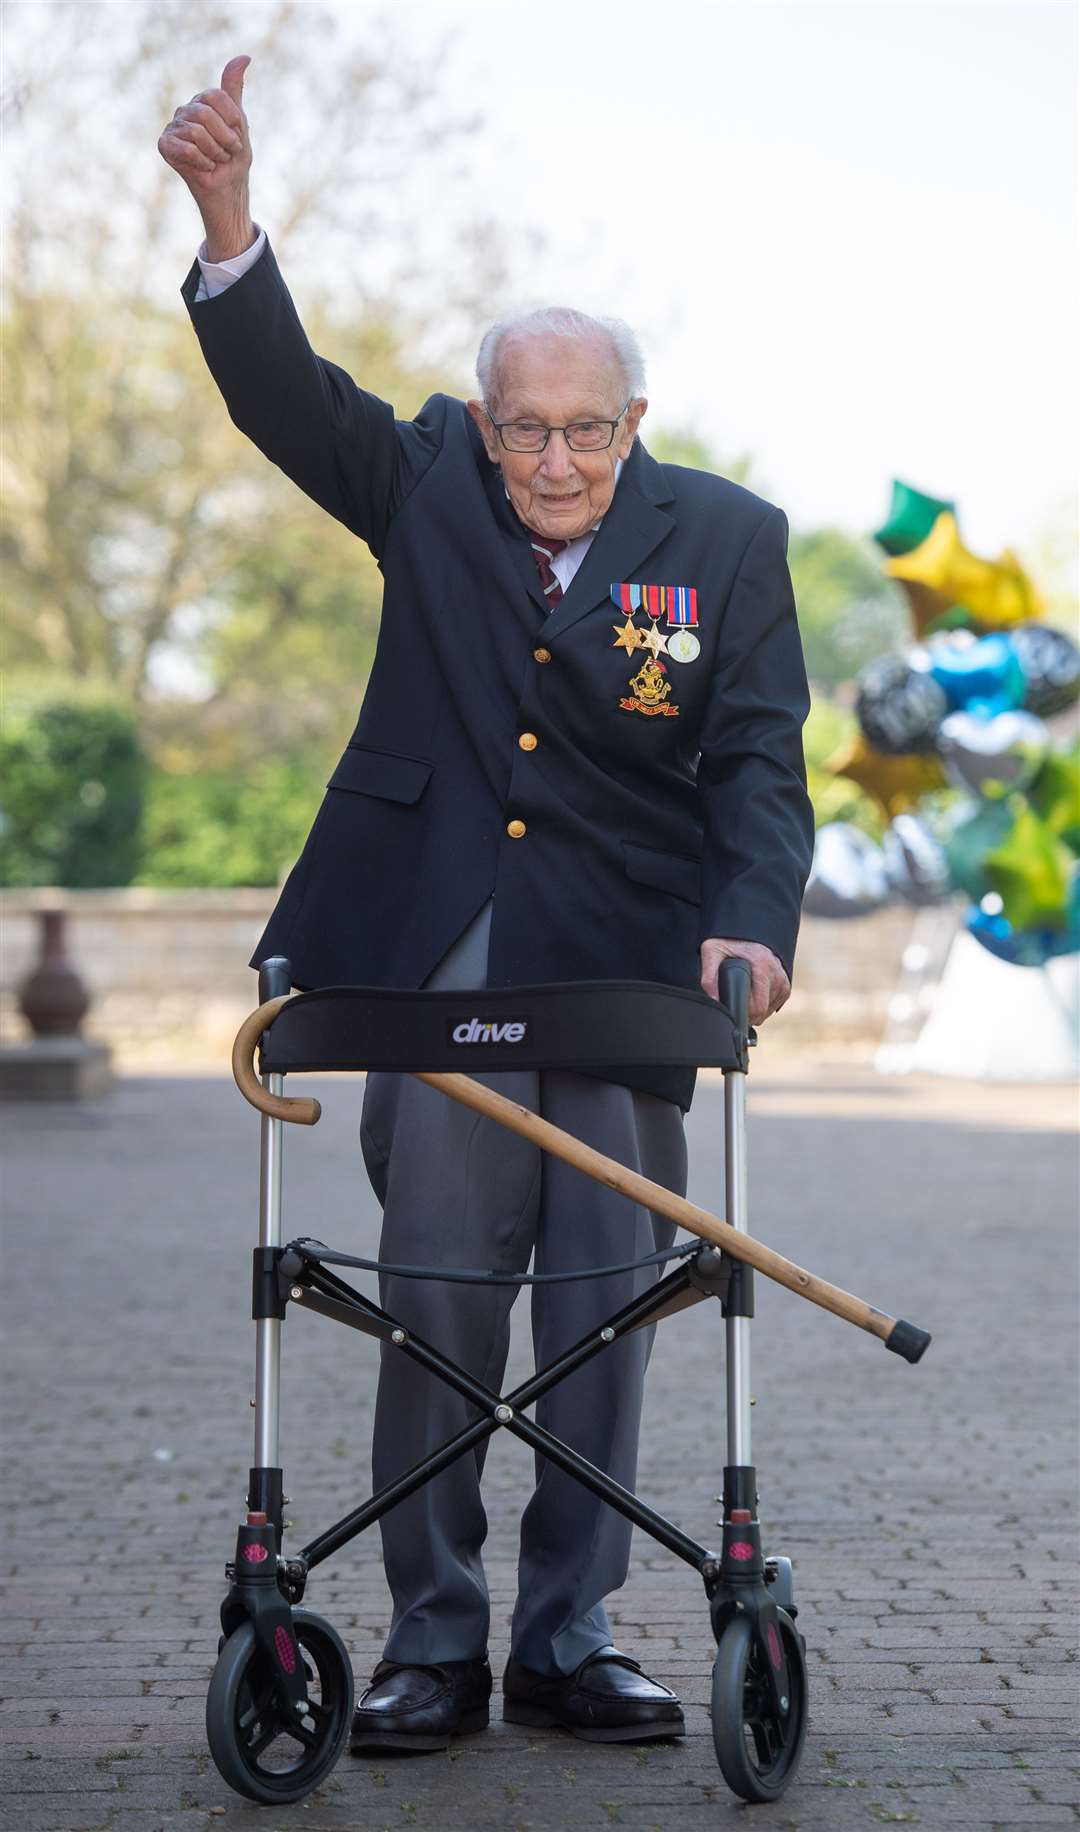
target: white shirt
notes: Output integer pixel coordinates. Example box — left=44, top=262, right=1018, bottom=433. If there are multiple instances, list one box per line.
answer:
left=194, top=227, right=620, bottom=595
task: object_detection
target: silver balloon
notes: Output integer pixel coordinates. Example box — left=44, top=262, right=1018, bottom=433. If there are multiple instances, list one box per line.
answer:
left=802, top=822, right=891, bottom=918
left=881, top=813, right=952, bottom=906
left=937, top=709, right=1049, bottom=799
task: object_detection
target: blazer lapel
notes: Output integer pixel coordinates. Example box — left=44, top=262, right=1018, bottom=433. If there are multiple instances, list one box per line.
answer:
left=480, top=458, right=549, bottom=615
left=543, top=441, right=676, bottom=642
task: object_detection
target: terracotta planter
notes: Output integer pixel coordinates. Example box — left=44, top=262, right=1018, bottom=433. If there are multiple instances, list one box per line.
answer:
left=18, top=908, right=91, bottom=1038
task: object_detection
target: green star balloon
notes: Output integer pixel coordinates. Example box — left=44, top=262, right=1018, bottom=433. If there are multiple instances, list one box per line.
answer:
left=944, top=800, right=1016, bottom=902
left=985, top=806, right=1072, bottom=930
left=1028, top=745, right=1080, bottom=854
left=873, top=480, right=957, bottom=556
left=924, top=602, right=981, bottom=636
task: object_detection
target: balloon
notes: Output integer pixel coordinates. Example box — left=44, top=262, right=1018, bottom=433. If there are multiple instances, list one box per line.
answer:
left=944, top=800, right=1015, bottom=902
left=881, top=813, right=952, bottom=905
left=873, top=480, right=958, bottom=557
left=966, top=872, right=1080, bottom=966
left=1029, top=745, right=1080, bottom=853
left=827, top=735, right=946, bottom=819
left=802, top=822, right=890, bottom=917
left=855, top=654, right=948, bottom=754
left=1009, top=623, right=1080, bottom=718
left=966, top=907, right=1061, bottom=968
left=984, top=806, right=1073, bottom=930
left=926, top=630, right=1026, bottom=717
left=886, top=512, right=1043, bottom=629
left=892, top=577, right=962, bottom=641
left=927, top=604, right=981, bottom=633
left=937, top=710, right=1049, bottom=799
left=893, top=576, right=963, bottom=641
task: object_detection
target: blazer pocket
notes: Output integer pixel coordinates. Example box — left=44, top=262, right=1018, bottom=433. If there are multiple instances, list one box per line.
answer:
left=327, top=744, right=434, bottom=805
left=622, top=840, right=702, bottom=906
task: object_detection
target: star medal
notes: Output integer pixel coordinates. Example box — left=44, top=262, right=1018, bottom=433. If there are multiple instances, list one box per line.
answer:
left=640, top=624, right=669, bottom=659
left=612, top=616, right=645, bottom=656
left=667, top=629, right=700, bottom=664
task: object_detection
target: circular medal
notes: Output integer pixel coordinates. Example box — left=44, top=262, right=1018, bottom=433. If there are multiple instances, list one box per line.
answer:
left=666, top=629, right=701, bottom=664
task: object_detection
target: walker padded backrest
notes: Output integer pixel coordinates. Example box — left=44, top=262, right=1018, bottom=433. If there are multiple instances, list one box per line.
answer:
left=259, top=981, right=747, bottom=1075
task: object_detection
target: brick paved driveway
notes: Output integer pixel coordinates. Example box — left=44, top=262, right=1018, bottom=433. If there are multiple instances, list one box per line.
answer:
left=3, top=1063, right=1077, bottom=1829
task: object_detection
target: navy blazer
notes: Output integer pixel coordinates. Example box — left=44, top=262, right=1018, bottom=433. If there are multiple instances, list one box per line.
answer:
left=182, top=240, right=814, bottom=1107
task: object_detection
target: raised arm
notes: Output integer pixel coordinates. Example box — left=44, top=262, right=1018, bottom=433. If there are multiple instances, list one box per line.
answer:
left=158, top=58, right=437, bottom=555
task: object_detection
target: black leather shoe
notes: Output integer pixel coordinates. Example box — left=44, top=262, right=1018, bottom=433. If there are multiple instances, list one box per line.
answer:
left=503, top=1651, right=685, bottom=1743
left=349, top=1657, right=492, bottom=1753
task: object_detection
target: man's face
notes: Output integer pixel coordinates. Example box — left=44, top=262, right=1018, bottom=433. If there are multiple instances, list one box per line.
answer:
left=468, top=331, right=647, bottom=541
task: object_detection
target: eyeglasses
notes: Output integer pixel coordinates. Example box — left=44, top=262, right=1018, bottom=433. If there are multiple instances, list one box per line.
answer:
left=485, top=401, right=631, bottom=453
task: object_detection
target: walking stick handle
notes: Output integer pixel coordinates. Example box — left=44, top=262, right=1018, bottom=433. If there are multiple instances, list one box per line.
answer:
left=231, top=998, right=321, bottom=1125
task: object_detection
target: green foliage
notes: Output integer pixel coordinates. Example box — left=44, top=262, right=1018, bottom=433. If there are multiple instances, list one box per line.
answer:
left=136, top=758, right=325, bottom=888
left=788, top=527, right=909, bottom=688
left=0, top=695, right=147, bottom=886
left=647, top=426, right=756, bottom=487
left=803, top=695, right=885, bottom=839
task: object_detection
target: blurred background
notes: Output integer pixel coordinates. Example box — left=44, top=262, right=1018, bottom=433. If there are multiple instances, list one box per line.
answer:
left=2, top=0, right=1077, bottom=1078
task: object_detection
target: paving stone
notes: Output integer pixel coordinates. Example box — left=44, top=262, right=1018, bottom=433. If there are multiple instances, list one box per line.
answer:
left=4, top=1070, right=1077, bottom=1828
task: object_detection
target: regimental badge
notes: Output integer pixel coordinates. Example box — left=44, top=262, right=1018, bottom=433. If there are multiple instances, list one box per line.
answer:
left=620, top=656, right=680, bottom=718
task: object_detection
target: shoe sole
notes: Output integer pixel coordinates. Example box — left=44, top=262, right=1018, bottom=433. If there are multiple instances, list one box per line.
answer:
left=503, top=1701, right=685, bottom=1743
left=349, top=1706, right=490, bottom=1755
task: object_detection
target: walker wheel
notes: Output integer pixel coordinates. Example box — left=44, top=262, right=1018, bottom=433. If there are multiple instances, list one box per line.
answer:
left=206, top=1607, right=354, bottom=1804
left=710, top=1609, right=807, bottom=1802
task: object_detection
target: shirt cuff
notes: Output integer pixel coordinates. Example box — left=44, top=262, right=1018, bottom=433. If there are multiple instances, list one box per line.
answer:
left=193, top=224, right=266, bottom=302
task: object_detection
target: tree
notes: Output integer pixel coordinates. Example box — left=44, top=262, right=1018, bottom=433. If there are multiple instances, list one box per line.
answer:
left=787, top=526, right=909, bottom=689
left=0, top=693, right=148, bottom=887
left=1, top=0, right=509, bottom=735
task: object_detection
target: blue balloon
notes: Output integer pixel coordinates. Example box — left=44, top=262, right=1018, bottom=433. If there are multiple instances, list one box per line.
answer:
left=966, top=873, right=1080, bottom=967
left=928, top=632, right=1027, bottom=718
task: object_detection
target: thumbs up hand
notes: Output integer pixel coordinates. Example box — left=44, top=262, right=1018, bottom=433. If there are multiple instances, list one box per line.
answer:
left=159, top=57, right=255, bottom=257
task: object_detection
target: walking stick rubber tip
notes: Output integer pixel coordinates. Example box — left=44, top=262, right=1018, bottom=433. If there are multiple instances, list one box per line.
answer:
left=884, top=1318, right=931, bottom=1363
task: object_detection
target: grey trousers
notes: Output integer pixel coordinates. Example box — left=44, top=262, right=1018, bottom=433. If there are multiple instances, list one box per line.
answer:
left=360, top=902, right=687, bottom=1675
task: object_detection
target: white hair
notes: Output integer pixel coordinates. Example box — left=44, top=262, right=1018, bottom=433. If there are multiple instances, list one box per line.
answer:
left=476, top=306, right=646, bottom=409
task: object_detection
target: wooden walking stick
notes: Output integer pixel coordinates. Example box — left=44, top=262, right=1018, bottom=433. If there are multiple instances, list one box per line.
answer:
left=232, top=1004, right=930, bottom=1363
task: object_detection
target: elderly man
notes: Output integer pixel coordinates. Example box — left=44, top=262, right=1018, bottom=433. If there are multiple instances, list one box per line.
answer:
left=162, top=57, right=814, bottom=1754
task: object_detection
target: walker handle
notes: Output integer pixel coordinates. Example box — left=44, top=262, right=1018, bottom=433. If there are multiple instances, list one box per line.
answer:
left=718, top=957, right=751, bottom=1036
left=258, top=955, right=293, bottom=1002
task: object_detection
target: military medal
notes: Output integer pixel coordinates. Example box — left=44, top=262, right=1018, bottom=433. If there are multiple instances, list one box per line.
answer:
left=612, top=615, right=645, bottom=656
left=667, top=628, right=700, bottom=664
left=611, top=583, right=698, bottom=710
left=666, top=585, right=698, bottom=627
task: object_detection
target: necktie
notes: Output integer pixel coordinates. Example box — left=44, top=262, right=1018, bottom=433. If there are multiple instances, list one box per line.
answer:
left=524, top=530, right=569, bottom=608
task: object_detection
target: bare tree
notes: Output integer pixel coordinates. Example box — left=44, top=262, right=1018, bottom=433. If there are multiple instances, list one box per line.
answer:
left=1, top=0, right=515, bottom=729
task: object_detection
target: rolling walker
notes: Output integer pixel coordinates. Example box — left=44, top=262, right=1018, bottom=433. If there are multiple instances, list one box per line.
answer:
left=206, top=957, right=931, bottom=1806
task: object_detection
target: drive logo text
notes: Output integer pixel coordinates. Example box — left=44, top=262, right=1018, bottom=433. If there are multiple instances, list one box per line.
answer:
left=448, top=1017, right=530, bottom=1045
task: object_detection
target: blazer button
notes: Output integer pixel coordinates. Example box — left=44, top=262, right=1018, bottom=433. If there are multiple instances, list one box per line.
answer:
left=506, top=819, right=527, bottom=839
left=518, top=732, right=538, bottom=751
left=533, top=647, right=552, bottom=664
